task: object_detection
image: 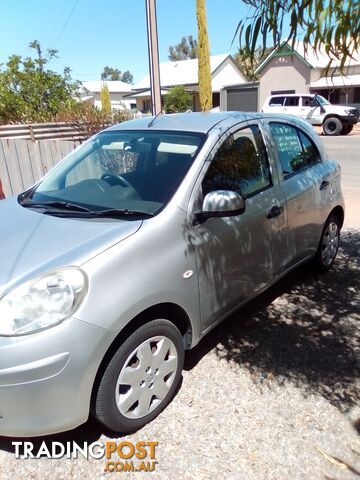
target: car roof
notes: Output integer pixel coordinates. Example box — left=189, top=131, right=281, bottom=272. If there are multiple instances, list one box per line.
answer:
left=269, top=93, right=314, bottom=97
left=106, top=111, right=262, bottom=134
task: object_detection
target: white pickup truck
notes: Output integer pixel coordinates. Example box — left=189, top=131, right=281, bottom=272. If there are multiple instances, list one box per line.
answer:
left=262, top=93, right=359, bottom=136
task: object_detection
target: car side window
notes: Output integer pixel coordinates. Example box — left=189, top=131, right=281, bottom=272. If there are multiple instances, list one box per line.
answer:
left=298, top=130, right=322, bottom=165
left=301, top=96, right=318, bottom=108
left=284, top=96, right=299, bottom=106
left=202, top=125, right=271, bottom=199
left=269, top=96, right=285, bottom=106
left=269, top=123, right=322, bottom=177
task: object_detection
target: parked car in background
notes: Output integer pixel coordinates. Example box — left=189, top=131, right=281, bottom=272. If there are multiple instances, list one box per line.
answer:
left=262, top=93, right=359, bottom=136
left=0, top=112, right=344, bottom=437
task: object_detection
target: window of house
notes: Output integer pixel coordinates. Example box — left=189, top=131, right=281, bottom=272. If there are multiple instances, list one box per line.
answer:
left=269, top=123, right=321, bottom=177
left=202, top=125, right=271, bottom=198
left=354, top=87, right=360, bottom=103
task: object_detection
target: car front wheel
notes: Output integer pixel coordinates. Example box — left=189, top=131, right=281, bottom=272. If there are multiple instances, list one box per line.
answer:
left=94, top=319, right=184, bottom=433
left=312, top=214, right=341, bottom=273
left=323, top=117, right=343, bottom=136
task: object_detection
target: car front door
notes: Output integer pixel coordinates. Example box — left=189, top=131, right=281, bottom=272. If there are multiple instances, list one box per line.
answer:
left=300, top=96, right=322, bottom=124
left=188, top=122, right=288, bottom=333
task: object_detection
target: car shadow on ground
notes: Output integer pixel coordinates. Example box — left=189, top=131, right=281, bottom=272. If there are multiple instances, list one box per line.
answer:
left=185, top=229, right=360, bottom=416
left=0, top=230, right=358, bottom=452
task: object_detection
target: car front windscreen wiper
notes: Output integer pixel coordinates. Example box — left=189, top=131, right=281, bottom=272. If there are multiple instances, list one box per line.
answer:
left=21, top=200, right=154, bottom=219
left=90, top=208, right=154, bottom=219
left=48, top=208, right=154, bottom=219
left=20, top=200, right=94, bottom=213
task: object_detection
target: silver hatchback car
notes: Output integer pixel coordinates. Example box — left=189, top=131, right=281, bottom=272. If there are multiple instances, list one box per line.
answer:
left=0, top=112, right=344, bottom=437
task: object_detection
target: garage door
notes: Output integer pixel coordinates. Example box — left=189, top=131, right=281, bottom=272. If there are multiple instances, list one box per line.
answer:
left=227, top=86, right=258, bottom=112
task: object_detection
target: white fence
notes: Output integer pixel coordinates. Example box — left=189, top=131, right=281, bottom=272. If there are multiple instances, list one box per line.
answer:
left=0, top=138, right=79, bottom=197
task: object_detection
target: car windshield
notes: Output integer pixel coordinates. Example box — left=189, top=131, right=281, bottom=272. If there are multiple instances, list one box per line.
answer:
left=315, top=95, right=330, bottom=106
left=20, top=130, right=205, bottom=217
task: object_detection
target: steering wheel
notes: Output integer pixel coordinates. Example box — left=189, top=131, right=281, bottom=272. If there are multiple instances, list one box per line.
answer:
left=101, top=173, right=133, bottom=189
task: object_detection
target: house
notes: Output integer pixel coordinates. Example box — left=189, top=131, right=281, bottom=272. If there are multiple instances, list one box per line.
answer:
left=132, top=54, right=247, bottom=112
left=80, top=81, right=137, bottom=110
left=255, top=42, right=360, bottom=108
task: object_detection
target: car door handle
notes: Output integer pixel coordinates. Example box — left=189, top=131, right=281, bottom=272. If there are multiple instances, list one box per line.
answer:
left=320, top=180, right=329, bottom=190
left=267, top=205, right=284, bottom=219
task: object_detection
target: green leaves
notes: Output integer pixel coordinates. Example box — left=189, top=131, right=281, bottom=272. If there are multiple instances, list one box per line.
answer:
left=233, top=46, right=274, bottom=80
left=168, top=35, right=198, bottom=61
left=100, top=83, right=112, bottom=115
left=236, top=0, right=360, bottom=74
left=164, top=86, right=193, bottom=113
left=101, top=67, right=134, bottom=83
left=0, top=40, right=79, bottom=124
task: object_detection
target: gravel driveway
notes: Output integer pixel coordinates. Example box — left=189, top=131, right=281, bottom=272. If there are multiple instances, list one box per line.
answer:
left=0, top=228, right=359, bottom=479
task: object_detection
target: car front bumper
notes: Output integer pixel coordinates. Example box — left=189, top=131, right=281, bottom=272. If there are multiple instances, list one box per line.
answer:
left=0, top=317, right=111, bottom=437
left=340, top=114, right=359, bottom=124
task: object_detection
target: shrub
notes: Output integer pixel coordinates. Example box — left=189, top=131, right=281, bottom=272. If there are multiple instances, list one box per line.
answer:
left=164, top=86, right=193, bottom=113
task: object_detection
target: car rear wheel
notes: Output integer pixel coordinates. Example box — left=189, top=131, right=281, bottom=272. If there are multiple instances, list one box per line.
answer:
left=340, top=124, right=353, bottom=135
left=94, top=319, right=184, bottom=433
left=312, top=214, right=341, bottom=273
left=323, top=117, right=342, bottom=136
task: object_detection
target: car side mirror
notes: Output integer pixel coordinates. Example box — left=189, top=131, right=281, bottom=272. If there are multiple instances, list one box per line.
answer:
left=194, top=190, right=245, bottom=225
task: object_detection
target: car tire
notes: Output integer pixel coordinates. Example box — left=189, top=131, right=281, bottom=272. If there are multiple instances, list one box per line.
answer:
left=340, top=124, right=353, bottom=135
left=312, top=214, right=341, bottom=273
left=323, top=117, right=343, bottom=136
left=94, top=319, right=184, bottom=433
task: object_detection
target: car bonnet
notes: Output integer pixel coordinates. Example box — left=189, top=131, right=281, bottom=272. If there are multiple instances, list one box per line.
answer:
left=0, top=197, right=142, bottom=294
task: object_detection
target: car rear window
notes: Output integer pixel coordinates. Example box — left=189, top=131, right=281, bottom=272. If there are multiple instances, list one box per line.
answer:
left=269, top=96, right=285, bottom=106
left=284, top=97, right=299, bottom=106
left=269, top=123, right=321, bottom=177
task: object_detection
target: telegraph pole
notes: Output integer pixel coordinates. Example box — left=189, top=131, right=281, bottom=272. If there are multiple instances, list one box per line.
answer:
left=145, top=0, right=162, bottom=115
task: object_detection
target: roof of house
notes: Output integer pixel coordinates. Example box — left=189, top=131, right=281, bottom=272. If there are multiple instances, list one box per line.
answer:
left=133, top=54, right=239, bottom=90
left=125, top=89, right=171, bottom=98
left=311, top=73, right=360, bottom=88
left=81, top=80, right=134, bottom=94
left=296, top=41, right=360, bottom=68
left=255, top=41, right=360, bottom=74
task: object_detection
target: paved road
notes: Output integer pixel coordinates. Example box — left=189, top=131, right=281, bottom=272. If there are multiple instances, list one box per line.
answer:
left=321, top=135, right=360, bottom=189
left=321, top=135, right=360, bottom=228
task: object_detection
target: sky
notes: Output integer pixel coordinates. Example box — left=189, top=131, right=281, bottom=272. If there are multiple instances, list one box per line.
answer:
left=0, top=0, right=256, bottom=84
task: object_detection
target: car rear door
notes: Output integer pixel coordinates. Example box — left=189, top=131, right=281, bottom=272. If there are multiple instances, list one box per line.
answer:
left=283, top=96, right=301, bottom=116
left=266, top=96, right=286, bottom=114
left=188, top=121, right=288, bottom=332
left=266, top=120, right=330, bottom=267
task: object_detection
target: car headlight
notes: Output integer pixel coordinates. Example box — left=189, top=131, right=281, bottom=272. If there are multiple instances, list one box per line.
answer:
left=0, top=268, right=87, bottom=336
left=345, top=109, right=355, bottom=115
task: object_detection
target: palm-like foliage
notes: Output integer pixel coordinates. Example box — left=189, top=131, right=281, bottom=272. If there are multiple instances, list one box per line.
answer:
left=235, top=0, right=360, bottom=73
